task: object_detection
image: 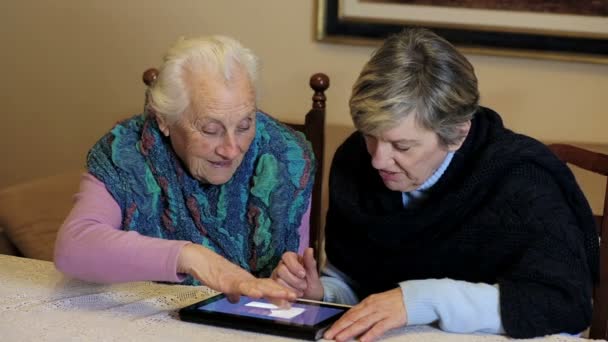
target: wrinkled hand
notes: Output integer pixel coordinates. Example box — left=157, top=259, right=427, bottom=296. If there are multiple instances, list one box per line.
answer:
left=178, top=243, right=296, bottom=306
left=271, top=248, right=323, bottom=300
left=324, top=288, right=407, bottom=342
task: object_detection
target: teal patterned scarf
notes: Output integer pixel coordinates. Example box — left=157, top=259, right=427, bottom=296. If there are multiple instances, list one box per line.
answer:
left=87, top=111, right=315, bottom=284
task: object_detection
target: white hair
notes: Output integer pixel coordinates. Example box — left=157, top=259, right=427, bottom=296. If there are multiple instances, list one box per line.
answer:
left=148, top=35, right=259, bottom=122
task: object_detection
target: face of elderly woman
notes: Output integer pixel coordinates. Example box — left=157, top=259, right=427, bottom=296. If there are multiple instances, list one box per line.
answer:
left=157, top=66, right=256, bottom=185
left=364, top=114, right=469, bottom=192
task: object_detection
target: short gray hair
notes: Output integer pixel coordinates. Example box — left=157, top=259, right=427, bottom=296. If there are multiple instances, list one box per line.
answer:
left=350, top=28, right=479, bottom=146
left=148, top=35, right=259, bottom=122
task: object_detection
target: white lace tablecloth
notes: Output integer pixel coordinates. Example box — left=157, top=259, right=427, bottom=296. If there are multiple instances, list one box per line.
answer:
left=0, top=255, right=597, bottom=342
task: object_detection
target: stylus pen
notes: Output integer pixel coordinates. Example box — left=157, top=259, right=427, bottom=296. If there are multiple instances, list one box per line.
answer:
left=295, top=298, right=353, bottom=308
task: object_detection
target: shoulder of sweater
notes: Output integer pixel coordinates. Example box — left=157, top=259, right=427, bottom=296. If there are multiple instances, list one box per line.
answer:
left=495, top=163, right=582, bottom=233
left=491, top=162, right=573, bottom=218
left=336, top=131, right=363, bottom=153
left=331, top=131, right=365, bottom=169
left=498, top=161, right=567, bottom=195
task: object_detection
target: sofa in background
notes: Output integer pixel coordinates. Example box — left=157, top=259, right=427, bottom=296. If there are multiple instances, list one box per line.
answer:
left=0, top=170, right=82, bottom=261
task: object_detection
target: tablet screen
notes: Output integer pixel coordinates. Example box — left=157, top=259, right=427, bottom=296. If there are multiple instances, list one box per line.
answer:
left=195, top=295, right=346, bottom=326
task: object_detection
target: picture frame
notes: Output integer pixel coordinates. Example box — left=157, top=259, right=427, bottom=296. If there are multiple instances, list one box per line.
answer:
left=316, top=0, right=608, bottom=64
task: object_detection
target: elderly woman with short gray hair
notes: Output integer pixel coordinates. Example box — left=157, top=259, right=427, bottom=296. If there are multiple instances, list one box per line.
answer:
left=54, top=35, right=315, bottom=305
left=272, top=28, right=597, bottom=341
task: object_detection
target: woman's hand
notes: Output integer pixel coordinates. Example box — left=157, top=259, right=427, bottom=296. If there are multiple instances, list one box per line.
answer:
left=324, top=288, right=407, bottom=342
left=271, top=248, right=324, bottom=300
left=177, top=243, right=296, bottom=305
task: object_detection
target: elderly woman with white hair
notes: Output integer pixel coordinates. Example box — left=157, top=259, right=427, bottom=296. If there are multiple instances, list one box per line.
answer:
left=54, top=36, right=315, bottom=303
left=272, top=28, right=598, bottom=340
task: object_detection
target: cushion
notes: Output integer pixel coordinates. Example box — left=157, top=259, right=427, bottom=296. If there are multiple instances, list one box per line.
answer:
left=0, top=171, right=82, bottom=261
left=0, top=226, right=19, bottom=256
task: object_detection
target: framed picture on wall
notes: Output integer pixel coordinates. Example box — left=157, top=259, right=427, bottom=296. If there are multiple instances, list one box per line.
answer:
left=316, top=0, right=608, bottom=64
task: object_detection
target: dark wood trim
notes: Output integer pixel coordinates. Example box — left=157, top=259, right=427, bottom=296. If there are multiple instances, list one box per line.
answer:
left=549, top=143, right=608, bottom=340
left=317, top=0, right=608, bottom=64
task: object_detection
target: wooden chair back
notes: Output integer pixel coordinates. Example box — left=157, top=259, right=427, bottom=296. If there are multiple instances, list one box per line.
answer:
left=548, top=143, right=608, bottom=340
left=142, top=69, right=329, bottom=269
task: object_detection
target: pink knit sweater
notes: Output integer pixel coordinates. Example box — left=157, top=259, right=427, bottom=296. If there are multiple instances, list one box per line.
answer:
left=54, top=173, right=310, bottom=283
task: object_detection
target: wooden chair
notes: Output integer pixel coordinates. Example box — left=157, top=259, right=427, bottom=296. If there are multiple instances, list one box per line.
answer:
left=548, top=143, right=608, bottom=340
left=143, top=69, right=329, bottom=269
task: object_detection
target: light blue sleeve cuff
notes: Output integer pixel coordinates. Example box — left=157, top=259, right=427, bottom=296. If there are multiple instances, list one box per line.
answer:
left=320, top=262, right=359, bottom=305
left=321, top=276, right=359, bottom=305
left=400, top=280, right=440, bottom=326
left=399, top=278, right=504, bottom=334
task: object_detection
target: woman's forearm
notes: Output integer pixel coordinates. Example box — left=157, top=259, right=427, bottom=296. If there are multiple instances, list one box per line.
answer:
left=54, top=173, right=311, bottom=283
left=54, top=173, right=189, bottom=283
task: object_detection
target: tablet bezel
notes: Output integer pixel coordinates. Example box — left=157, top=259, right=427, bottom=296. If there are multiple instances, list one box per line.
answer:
left=178, top=293, right=349, bottom=341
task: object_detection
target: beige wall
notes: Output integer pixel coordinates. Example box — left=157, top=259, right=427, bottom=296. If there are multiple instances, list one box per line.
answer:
left=2, top=0, right=607, bottom=213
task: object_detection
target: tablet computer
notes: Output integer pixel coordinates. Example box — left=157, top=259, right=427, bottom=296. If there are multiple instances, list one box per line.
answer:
left=179, top=293, right=350, bottom=340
